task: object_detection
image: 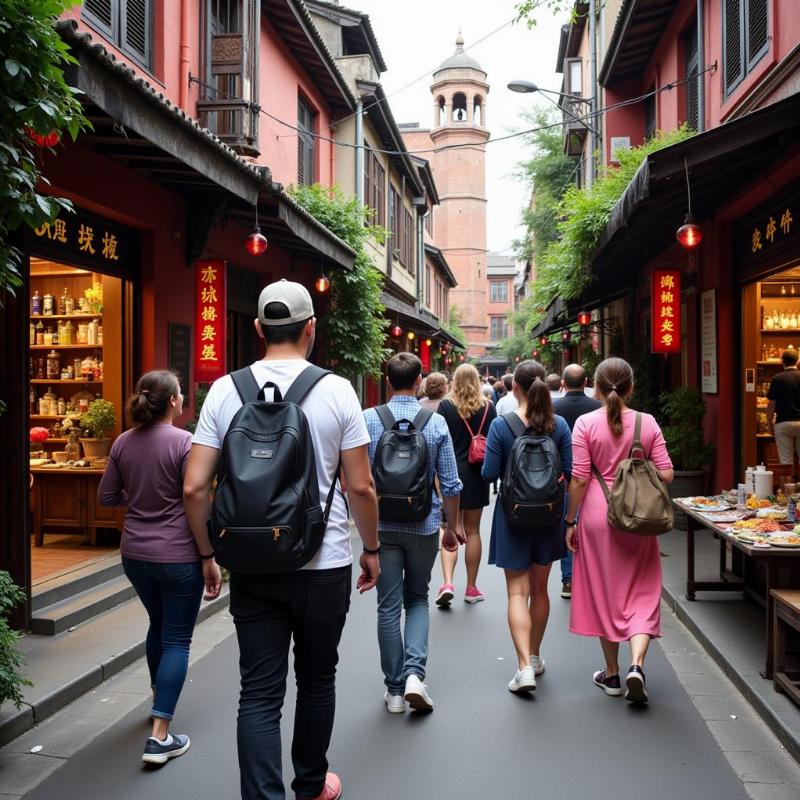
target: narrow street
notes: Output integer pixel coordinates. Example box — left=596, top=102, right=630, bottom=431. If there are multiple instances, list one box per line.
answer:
left=23, top=504, right=762, bottom=800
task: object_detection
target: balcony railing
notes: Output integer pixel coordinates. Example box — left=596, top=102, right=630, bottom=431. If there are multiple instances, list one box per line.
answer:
left=561, top=94, right=589, bottom=157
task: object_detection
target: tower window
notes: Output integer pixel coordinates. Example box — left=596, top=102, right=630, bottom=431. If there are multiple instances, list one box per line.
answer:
left=436, top=95, right=446, bottom=127
left=473, top=95, right=483, bottom=126
left=452, top=92, right=467, bottom=122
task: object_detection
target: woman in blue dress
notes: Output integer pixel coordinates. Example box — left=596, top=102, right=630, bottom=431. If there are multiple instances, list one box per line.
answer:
left=481, top=360, right=572, bottom=694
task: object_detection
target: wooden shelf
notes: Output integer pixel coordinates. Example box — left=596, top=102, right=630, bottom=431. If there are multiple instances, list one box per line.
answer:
left=761, top=329, right=800, bottom=334
left=29, top=344, right=103, bottom=350
left=30, top=313, right=100, bottom=320
left=30, top=379, right=103, bottom=385
left=30, top=414, right=80, bottom=420
left=757, top=361, right=785, bottom=366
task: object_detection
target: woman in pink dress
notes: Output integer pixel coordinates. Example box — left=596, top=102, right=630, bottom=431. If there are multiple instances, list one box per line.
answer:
left=564, top=358, right=673, bottom=704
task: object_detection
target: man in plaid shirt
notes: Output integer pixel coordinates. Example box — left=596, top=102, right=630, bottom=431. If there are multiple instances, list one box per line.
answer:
left=364, top=353, right=464, bottom=714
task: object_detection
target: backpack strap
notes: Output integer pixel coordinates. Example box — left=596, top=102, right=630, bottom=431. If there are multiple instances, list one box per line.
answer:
left=283, top=365, right=332, bottom=406
left=629, top=412, right=647, bottom=459
left=375, top=404, right=397, bottom=432
left=503, top=412, right=527, bottom=439
left=230, top=367, right=263, bottom=404
left=412, top=407, right=434, bottom=431
left=475, top=402, right=490, bottom=436
left=322, top=458, right=341, bottom=524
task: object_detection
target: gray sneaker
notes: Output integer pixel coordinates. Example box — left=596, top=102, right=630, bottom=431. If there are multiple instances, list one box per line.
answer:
left=142, top=733, right=191, bottom=764
left=508, top=665, right=537, bottom=693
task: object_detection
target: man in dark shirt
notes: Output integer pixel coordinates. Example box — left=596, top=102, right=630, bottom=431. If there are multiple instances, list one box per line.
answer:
left=553, top=364, right=602, bottom=599
left=767, top=349, right=800, bottom=465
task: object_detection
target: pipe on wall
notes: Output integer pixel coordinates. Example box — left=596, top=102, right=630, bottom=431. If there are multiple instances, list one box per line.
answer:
left=697, top=0, right=705, bottom=133
left=355, top=100, right=364, bottom=205
left=179, top=0, right=191, bottom=110
left=588, top=0, right=599, bottom=187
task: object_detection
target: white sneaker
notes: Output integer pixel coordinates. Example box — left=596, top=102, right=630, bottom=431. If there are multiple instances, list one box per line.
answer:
left=530, top=655, right=546, bottom=676
left=508, top=665, right=537, bottom=693
left=384, top=691, right=406, bottom=714
left=404, top=674, right=434, bottom=711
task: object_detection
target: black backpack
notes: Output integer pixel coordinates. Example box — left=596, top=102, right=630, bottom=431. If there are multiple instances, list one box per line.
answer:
left=500, top=413, right=565, bottom=529
left=372, top=405, right=433, bottom=523
left=209, top=365, right=338, bottom=574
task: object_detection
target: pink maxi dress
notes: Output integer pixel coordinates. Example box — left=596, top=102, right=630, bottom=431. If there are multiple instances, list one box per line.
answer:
left=569, top=408, right=673, bottom=642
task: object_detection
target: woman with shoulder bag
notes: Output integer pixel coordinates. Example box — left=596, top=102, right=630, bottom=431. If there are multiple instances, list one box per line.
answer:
left=481, top=360, right=572, bottom=693
left=564, top=358, right=674, bottom=704
left=98, top=370, right=222, bottom=764
left=435, top=363, right=496, bottom=605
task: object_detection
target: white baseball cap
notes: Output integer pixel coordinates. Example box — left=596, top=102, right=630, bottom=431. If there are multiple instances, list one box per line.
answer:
left=257, top=279, right=315, bottom=326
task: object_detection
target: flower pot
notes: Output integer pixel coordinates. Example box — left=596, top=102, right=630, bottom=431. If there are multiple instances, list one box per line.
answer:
left=80, top=437, right=111, bottom=460
left=667, top=470, right=707, bottom=530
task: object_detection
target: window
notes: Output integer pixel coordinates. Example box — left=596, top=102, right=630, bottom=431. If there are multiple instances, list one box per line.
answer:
left=473, top=95, right=483, bottom=126
left=389, top=185, right=401, bottom=259
left=424, top=210, right=433, bottom=237
left=297, top=97, right=316, bottom=186
left=723, top=0, right=769, bottom=96
left=684, top=20, right=699, bottom=130
left=402, top=208, right=414, bottom=272
left=83, top=0, right=153, bottom=69
left=363, top=147, right=386, bottom=226
left=490, top=280, right=508, bottom=303
left=452, top=92, right=467, bottom=122
left=490, top=317, right=508, bottom=341
left=566, top=58, right=582, bottom=97
left=425, top=265, right=432, bottom=308
left=644, top=88, right=656, bottom=141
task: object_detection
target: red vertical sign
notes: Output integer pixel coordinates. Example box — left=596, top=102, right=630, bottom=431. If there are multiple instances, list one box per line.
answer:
left=420, top=338, right=431, bottom=373
left=194, top=259, right=227, bottom=382
left=651, top=269, right=681, bottom=354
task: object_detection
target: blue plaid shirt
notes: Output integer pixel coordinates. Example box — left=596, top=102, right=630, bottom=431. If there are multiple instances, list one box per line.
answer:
left=364, top=396, right=463, bottom=535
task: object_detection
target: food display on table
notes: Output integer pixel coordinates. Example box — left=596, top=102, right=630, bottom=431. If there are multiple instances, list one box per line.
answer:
left=746, top=496, right=772, bottom=510
left=770, top=534, right=800, bottom=548
left=682, top=496, right=732, bottom=512
left=755, top=508, right=788, bottom=520
left=731, top=518, right=782, bottom=533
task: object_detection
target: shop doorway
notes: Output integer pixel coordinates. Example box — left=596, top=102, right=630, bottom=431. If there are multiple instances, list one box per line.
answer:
left=28, top=257, right=132, bottom=587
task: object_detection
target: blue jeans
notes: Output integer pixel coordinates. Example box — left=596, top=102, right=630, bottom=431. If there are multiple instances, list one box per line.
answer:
left=376, top=531, right=439, bottom=695
left=561, top=551, right=572, bottom=581
left=122, top=557, right=204, bottom=720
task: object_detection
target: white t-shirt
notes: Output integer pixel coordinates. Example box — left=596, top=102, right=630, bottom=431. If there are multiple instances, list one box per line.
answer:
left=495, top=393, right=519, bottom=416
left=192, top=359, right=370, bottom=570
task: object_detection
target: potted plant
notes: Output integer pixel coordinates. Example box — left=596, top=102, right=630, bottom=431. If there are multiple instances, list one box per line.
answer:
left=79, top=399, right=116, bottom=459
left=660, top=386, right=714, bottom=530
left=0, top=570, right=32, bottom=710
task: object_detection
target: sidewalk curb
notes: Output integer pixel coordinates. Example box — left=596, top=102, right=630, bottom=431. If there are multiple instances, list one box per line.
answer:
left=0, top=589, right=229, bottom=749
left=661, top=583, right=800, bottom=765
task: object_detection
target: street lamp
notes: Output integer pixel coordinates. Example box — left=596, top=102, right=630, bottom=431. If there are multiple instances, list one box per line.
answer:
left=507, top=79, right=599, bottom=135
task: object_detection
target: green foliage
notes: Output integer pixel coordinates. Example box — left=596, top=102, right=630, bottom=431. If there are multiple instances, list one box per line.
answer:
left=442, top=304, right=466, bottom=353
left=659, top=386, right=714, bottom=472
left=515, top=0, right=577, bottom=27
left=0, top=1, right=88, bottom=306
left=0, top=570, right=32, bottom=710
left=580, top=346, right=602, bottom=378
left=288, top=184, right=390, bottom=381
left=80, top=398, right=116, bottom=438
left=184, top=385, right=209, bottom=434
left=533, top=127, right=695, bottom=308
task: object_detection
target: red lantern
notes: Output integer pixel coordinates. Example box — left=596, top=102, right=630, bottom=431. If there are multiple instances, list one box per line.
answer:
left=561, top=329, right=571, bottom=343
left=390, top=325, right=403, bottom=338
left=459, top=354, right=465, bottom=362
left=577, top=310, right=591, bottom=327
left=539, top=336, right=549, bottom=347
left=314, top=275, right=330, bottom=293
left=676, top=214, right=702, bottom=250
left=515, top=356, right=521, bottom=363
left=532, top=349, right=539, bottom=359
left=244, top=226, right=268, bottom=256
left=25, top=126, right=60, bottom=148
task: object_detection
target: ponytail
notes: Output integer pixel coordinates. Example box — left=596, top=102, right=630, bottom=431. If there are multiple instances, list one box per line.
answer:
left=514, top=360, right=555, bottom=434
left=126, top=370, right=180, bottom=427
left=594, top=357, right=634, bottom=436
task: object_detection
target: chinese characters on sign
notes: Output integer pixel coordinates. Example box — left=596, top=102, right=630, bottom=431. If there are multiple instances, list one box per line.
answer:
left=193, top=260, right=226, bottom=382
left=701, top=289, right=717, bottom=394
left=651, top=269, right=682, bottom=354
left=751, top=208, right=793, bottom=253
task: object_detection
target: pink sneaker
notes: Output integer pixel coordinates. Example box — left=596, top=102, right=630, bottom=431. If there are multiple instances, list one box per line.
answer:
left=464, top=587, right=485, bottom=604
left=297, top=772, right=342, bottom=800
left=435, top=583, right=455, bottom=606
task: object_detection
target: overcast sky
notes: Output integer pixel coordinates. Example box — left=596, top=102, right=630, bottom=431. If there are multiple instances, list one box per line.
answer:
left=349, top=0, right=565, bottom=254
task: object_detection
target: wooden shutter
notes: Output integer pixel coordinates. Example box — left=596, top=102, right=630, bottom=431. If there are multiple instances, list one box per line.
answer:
left=723, top=0, right=744, bottom=95
left=375, top=160, right=386, bottom=226
left=122, top=0, right=152, bottom=67
left=297, top=98, right=316, bottom=186
left=684, top=20, right=699, bottom=130
left=644, top=92, right=656, bottom=141
left=84, top=0, right=114, bottom=36
left=747, top=0, right=769, bottom=67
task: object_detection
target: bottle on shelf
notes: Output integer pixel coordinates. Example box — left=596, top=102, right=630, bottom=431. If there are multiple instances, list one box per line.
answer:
left=97, top=325, right=103, bottom=346
left=29, top=321, right=35, bottom=345
left=36, top=357, right=45, bottom=380
left=35, top=321, right=44, bottom=345
left=51, top=325, right=58, bottom=346
left=61, top=287, right=74, bottom=314
left=65, top=429, right=80, bottom=461
left=29, top=386, right=35, bottom=415
left=77, top=323, right=88, bottom=345
left=42, top=293, right=55, bottom=316
left=57, top=397, right=66, bottom=416
left=31, top=290, right=42, bottom=316
left=791, top=312, right=797, bottom=329
left=63, top=320, right=74, bottom=345
left=46, top=350, right=60, bottom=380
left=43, top=327, right=53, bottom=346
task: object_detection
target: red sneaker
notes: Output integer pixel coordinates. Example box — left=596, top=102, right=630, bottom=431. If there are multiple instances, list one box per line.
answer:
left=297, top=772, right=342, bottom=800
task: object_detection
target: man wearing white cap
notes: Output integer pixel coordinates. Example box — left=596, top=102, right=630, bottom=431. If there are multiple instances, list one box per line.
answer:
left=184, top=279, right=380, bottom=800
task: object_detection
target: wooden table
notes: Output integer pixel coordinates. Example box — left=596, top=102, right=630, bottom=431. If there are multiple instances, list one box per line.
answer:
left=771, top=589, right=800, bottom=707
left=30, top=466, right=125, bottom=547
left=677, top=499, right=800, bottom=679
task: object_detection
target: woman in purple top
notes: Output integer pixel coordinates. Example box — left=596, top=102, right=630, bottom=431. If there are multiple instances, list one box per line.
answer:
left=99, top=370, right=221, bottom=765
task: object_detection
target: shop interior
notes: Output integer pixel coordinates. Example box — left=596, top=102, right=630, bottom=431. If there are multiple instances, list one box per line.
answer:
left=28, top=257, right=127, bottom=587
left=743, top=265, right=800, bottom=480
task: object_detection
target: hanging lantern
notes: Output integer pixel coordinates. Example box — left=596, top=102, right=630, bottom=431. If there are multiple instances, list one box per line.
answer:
left=459, top=354, right=465, bottom=362
left=407, top=331, right=416, bottom=341
left=577, top=310, right=591, bottom=327
left=515, top=356, right=521, bottom=363
left=561, top=329, right=572, bottom=343
left=314, top=274, right=330, bottom=293
left=539, top=335, right=549, bottom=347
left=244, top=226, right=268, bottom=256
left=425, top=338, right=433, bottom=346
left=390, top=324, right=403, bottom=338
left=532, top=349, right=539, bottom=359
left=676, top=214, right=702, bottom=250
left=25, top=126, right=60, bottom=148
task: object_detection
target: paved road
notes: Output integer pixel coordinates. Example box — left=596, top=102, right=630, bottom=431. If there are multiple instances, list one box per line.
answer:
left=26, top=506, right=752, bottom=800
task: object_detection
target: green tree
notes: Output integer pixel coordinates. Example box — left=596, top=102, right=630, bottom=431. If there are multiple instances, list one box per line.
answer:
left=287, top=184, right=390, bottom=382
left=0, top=1, right=87, bottom=305
left=442, top=304, right=466, bottom=352
left=515, top=0, right=581, bottom=28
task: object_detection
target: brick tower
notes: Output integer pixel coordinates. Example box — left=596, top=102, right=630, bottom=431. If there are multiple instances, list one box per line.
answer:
left=402, top=34, right=490, bottom=358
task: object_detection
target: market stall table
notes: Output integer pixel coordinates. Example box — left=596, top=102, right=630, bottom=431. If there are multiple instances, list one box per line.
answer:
left=675, top=498, right=800, bottom=679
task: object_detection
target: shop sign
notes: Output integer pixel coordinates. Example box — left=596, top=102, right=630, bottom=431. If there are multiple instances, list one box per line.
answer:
left=736, top=185, right=800, bottom=276
left=31, top=206, right=137, bottom=272
left=701, top=289, right=718, bottom=394
left=420, top=338, right=431, bottom=372
left=651, top=269, right=681, bottom=354
left=194, top=260, right=226, bottom=382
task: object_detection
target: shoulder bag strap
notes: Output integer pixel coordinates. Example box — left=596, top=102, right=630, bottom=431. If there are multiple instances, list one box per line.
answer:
left=412, top=407, right=434, bottom=431
left=629, top=411, right=647, bottom=459
left=230, top=367, right=262, bottom=404
left=375, top=404, right=397, bottom=431
left=503, top=411, right=527, bottom=438
left=591, top=464, right=612, bottom=501
left=475, top=402, right=490, bottom=436
left=283, top=365, right=331, bottom=406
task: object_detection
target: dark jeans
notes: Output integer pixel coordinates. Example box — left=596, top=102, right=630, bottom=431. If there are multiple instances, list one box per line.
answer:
left=122, top=557, right=204, bottom=720
left=230, top=566, right=352, bottom=800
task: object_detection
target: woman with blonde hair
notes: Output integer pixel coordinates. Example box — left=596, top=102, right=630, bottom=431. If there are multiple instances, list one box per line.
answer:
left=435, top=363, right=496, bottom=605
left=564, top=357, right=673, bottom=704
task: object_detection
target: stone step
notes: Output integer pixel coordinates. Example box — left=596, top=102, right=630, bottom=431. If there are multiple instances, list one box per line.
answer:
left=32, top=555, right=124, bottom=612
